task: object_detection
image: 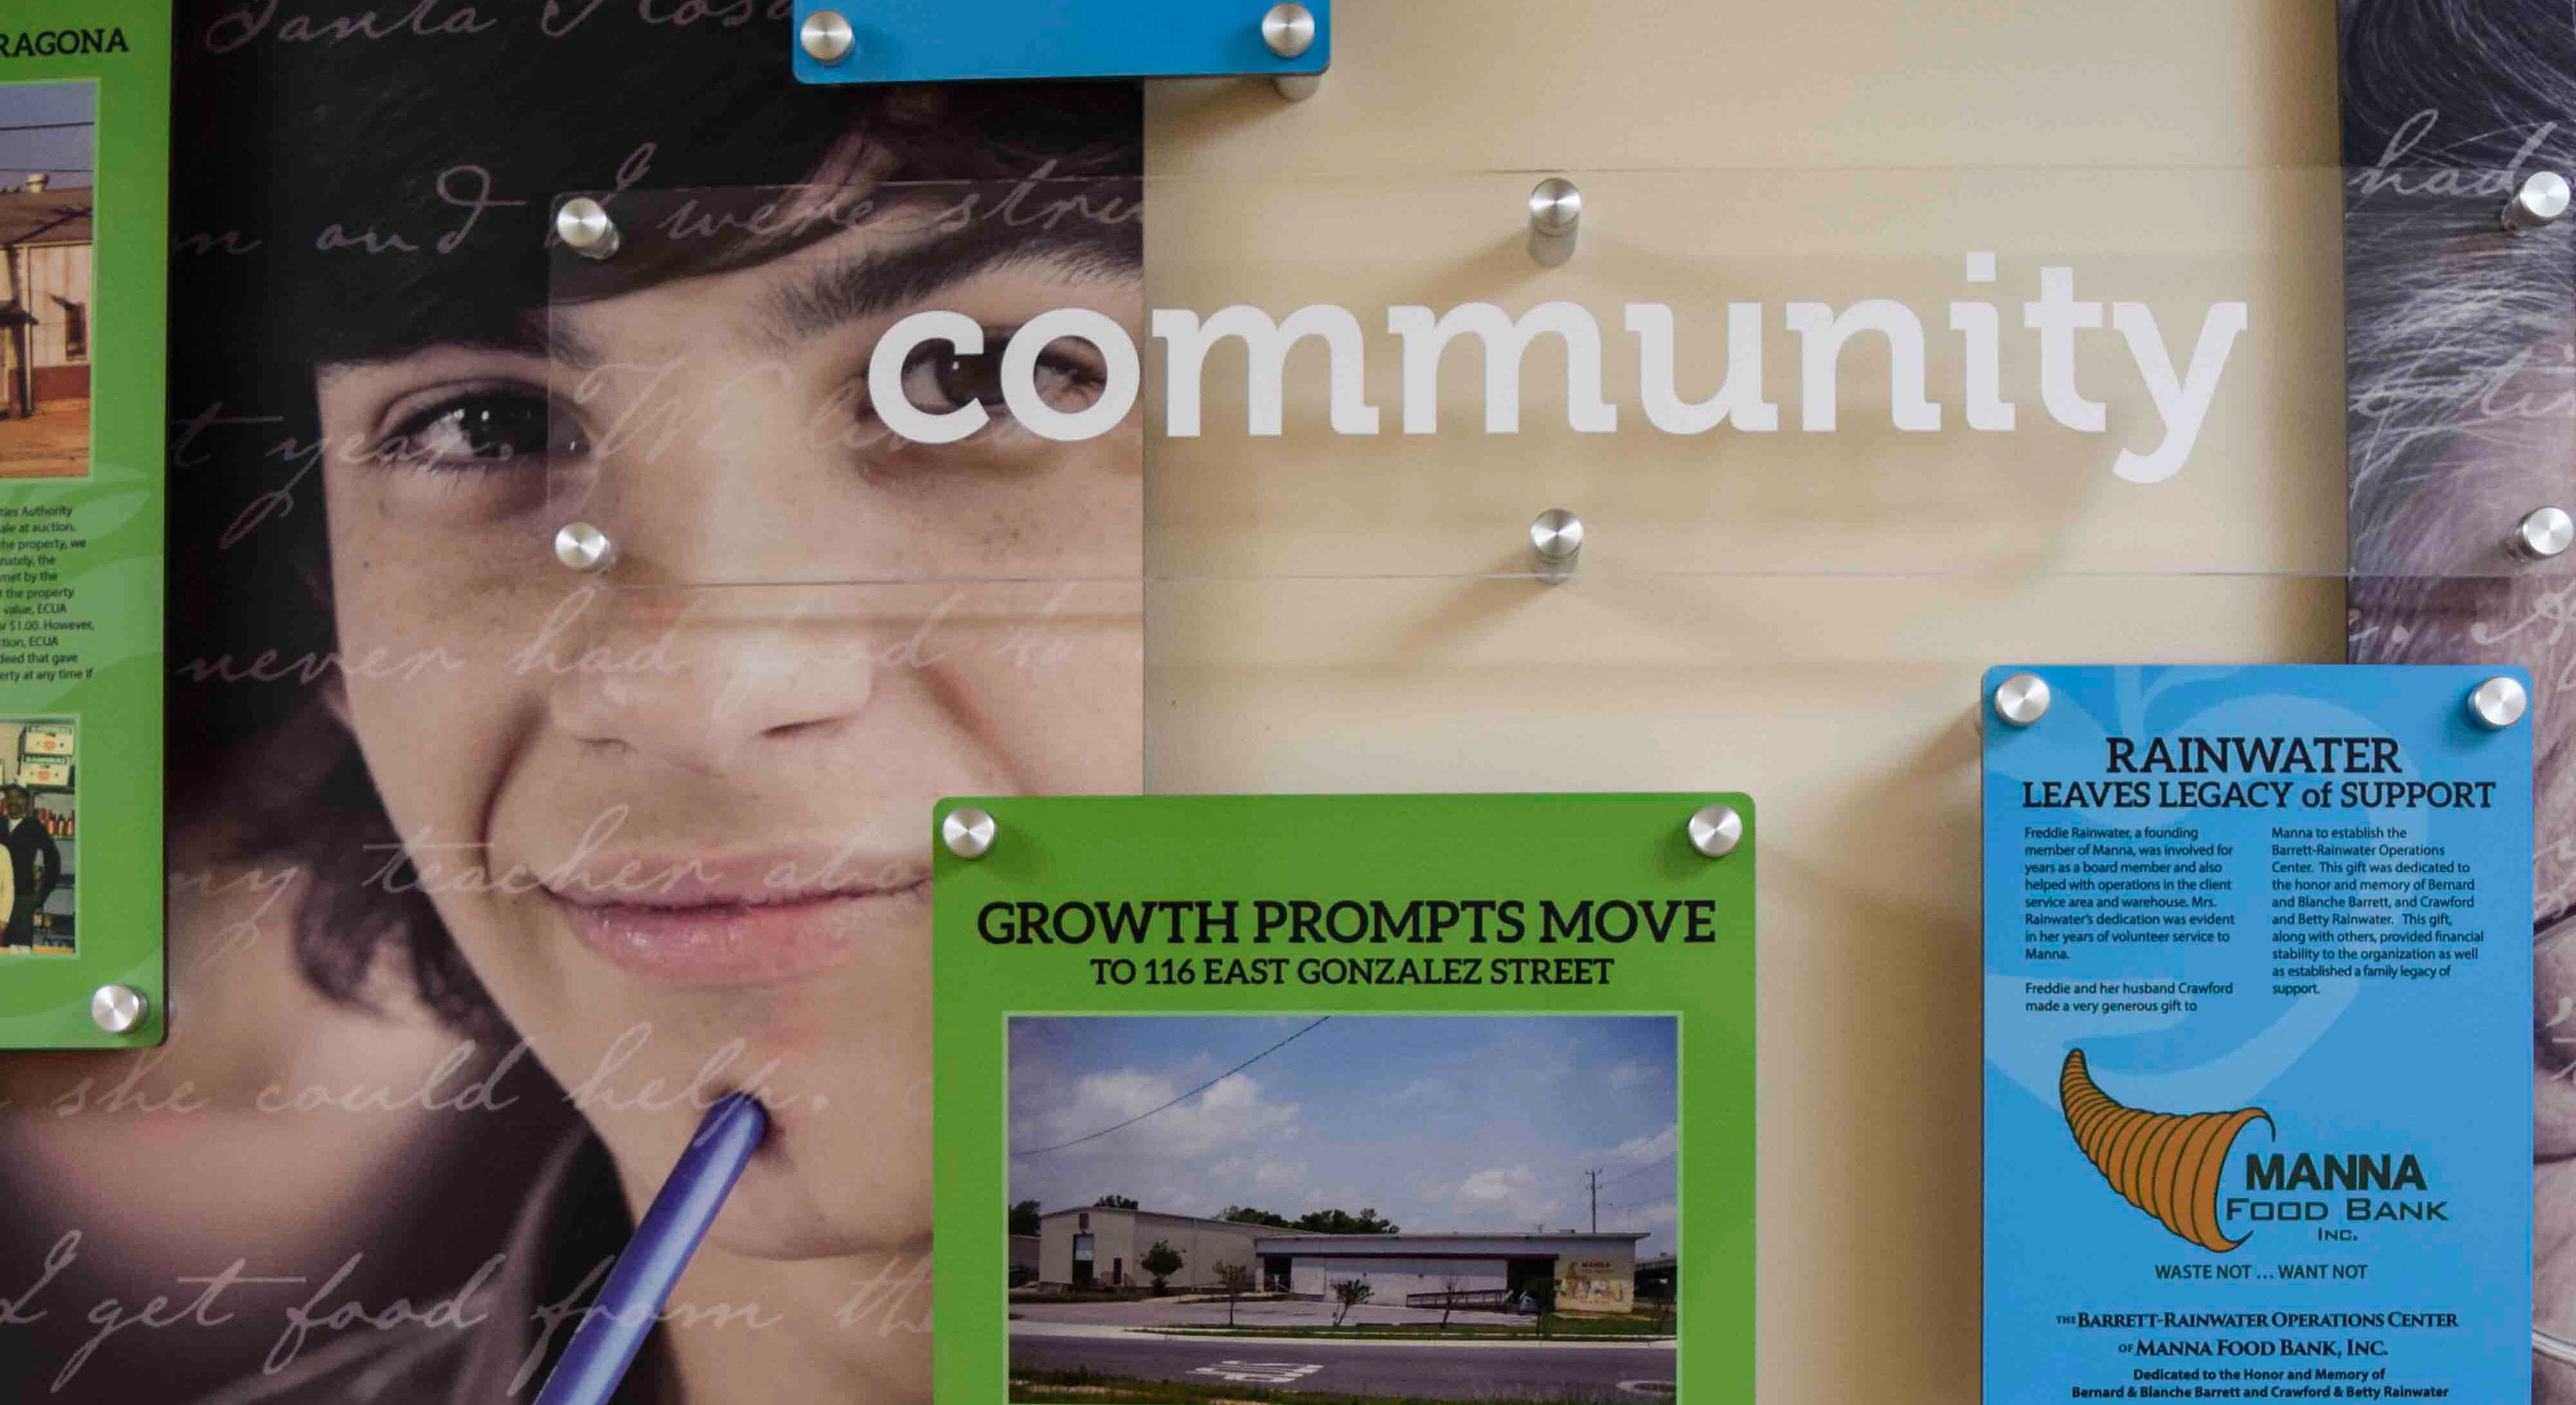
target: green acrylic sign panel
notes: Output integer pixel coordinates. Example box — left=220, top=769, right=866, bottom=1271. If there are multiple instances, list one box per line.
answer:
left=0, top=2, right=167, bottom=1047
left=933, top=794, right=1755, bottom=1404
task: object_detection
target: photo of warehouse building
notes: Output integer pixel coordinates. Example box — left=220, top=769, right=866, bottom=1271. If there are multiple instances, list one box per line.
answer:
left=1036, top=1203, right=1274, bottom=1292
left=1036, top=1202, right=1649, bottom=1314
left=1253, top=1230, right=1648, bottom=1314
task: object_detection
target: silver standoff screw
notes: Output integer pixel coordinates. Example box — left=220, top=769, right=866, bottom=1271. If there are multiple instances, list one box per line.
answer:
left=1992, top=672, right=2051, bottom=728
left=90, top=984, right=147, bottom=1035
left=1687, top=804, right=1744, bottom=860
left=800, top=8, right=855, bottom=64
left=1528, top=177, right=1582, bottom=267
left=2512, top=507, right=2575, bottom=561
left=1530, top=509, right=1584, bottom=583
left=2504, top=171, right=2571, bottom=234
left=553, top=522, right=618, bottom=573
left=1262, top=4, right=1320, bottom=100
left=1260, top=3, right=1315, bottom=57
left=554, top=197, right=621, bottom=261
left=943, top=806, right=996, bottom=860
left=2469, top=675, right=2529, bottom=730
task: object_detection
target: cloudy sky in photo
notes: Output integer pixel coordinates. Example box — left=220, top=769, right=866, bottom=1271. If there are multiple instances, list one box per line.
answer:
left=1007, top=1015, right=1680, bottom=1258
left=0, top=82, right=93, bottom=189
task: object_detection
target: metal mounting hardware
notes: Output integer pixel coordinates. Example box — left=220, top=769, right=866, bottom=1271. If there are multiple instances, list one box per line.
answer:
left=943, top=806, right=997, bottom=860
left=553, top=522, right=617, bottom=573
left=1528, top=178, right=1581, bottom=267
left=1687, top=804, right=1744, bottom=859
left=2511, top=507, right=2574, bottom=561
left=2469, top=676, right=2528, bottom=730
left=1263, top=5, right=1322, bottom=100
left=90, top=984, right=146, bottom=1035
left=1530, top=509, right=1584, bottom=583
left=1992, top=672, right=2050, bottom=728
left=554, top=197, right=621, bottom=261
left=799, top=9, right=856, bottom=64
left=2504, top=172, right=2571, bottom=234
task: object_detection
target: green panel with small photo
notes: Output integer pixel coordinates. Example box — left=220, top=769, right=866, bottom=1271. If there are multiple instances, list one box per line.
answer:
left=0, top=1, right=166, bottom=1046
left=934, top=794, right=1754, bottom=1405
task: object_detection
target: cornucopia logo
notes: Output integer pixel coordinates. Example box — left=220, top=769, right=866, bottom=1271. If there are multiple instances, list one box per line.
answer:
left=2060, top=1048, right=2271, bottom=1252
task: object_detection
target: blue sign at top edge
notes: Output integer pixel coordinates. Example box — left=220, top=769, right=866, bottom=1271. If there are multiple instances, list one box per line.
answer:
left=793, top=0, right=1331, bottom=86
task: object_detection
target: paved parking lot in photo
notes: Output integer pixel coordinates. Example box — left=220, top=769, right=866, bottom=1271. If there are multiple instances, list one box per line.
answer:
left=0, top=401, right=88, bottom=479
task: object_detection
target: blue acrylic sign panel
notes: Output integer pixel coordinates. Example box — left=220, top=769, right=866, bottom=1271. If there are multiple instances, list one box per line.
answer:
left=791, top=0, right=1330, bottom=86
left=1981, top=665, right=2532, bottom=1404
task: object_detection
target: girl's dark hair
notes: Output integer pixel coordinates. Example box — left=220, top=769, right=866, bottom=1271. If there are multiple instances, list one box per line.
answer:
left=169, top=4, right=1141, bottom=1027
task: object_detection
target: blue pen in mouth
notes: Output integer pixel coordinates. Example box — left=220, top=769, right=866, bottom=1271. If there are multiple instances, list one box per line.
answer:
left=535, top=1091, right=770, bottom=1405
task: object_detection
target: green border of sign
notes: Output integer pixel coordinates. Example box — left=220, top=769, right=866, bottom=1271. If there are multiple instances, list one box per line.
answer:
left=934, top=794, right=1756, bottom=1404
left=0, top=4, right=167, bottom=1047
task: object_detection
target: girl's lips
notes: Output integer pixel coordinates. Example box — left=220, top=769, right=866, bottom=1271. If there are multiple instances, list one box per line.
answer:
left=547, top=869, right=931, bottom=988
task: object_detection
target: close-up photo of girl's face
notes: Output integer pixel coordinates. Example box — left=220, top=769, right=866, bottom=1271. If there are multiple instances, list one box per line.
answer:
left=310, top=186, right=1144, bottom=1262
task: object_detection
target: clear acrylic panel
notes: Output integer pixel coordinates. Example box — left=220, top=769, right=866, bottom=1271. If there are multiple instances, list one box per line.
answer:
left=537, top=169, right=2572, bottom=589
left=540, top=178, right=1144, bottom=594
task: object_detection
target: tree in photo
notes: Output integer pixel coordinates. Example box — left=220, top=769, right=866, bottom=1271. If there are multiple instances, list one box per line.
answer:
left=1329, top=1277, right=1373, bottom=1327
left=1009, top=1200, right=1042, bottom=1236
left=1435, top=1274, right=1468, bottom=1333
left=1094, top=1194, right=1139, bottom=1209
left=1139, top=1239, right=1185, bottom=1294
left=1517, top=1271, right=1557, bottom=1337
left=1210, top=1261, right=1256, bottom=1326
left=1219, top=1205, right=1293, bottom=1228
left=1294, top=1206, right=1399, bottom=1234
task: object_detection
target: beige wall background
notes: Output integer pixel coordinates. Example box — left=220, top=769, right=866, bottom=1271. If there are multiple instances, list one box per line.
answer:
left=1137, top=4, right=2343, bottom=1400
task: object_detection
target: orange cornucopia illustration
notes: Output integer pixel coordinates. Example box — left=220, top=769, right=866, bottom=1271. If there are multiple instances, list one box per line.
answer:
left=2059, top=1048, right=2270, bottom=1252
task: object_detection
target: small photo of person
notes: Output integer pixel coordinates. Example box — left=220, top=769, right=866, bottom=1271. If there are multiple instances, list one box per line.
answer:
left=0, top=718, right=72, bottom=953
left=0, top=79, right=92, bottom=479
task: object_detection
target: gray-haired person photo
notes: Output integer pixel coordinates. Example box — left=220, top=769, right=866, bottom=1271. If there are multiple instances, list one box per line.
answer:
left=2342, top=2, right=2576, bottom=1397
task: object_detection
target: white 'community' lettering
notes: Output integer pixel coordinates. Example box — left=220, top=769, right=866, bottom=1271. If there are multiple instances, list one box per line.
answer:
left=874, top=253, right=2249, bottom=482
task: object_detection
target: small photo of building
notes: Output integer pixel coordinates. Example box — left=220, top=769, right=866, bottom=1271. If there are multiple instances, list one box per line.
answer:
left=0, top=80, right=91, bottom=480
left=1032, top=1203, right=1649, bottom=1313
left=1262, top=1231, right=1647, bottom=1313
left=1036, top=1204, right=1274, bottom=1294
left=1008, top=1014, right=1680, bottom=1399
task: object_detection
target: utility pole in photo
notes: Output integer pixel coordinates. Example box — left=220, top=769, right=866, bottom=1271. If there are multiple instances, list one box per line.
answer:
left=1586, top=1169, right=1599, bottom=1231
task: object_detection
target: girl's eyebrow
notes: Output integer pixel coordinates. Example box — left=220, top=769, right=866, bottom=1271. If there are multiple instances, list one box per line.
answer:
left=543, top=321, right=604, bottom=372
left=759, top=218, right=1140, bottom=349
left=529, top=198, right=1142, bottom=370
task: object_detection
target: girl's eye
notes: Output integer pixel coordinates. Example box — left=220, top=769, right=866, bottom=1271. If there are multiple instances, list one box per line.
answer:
left=384, top=390, right=585, bottom=468
left=902, top=346, right=1008, bottom=414
left=889, top=333, right=1105, bottom=424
